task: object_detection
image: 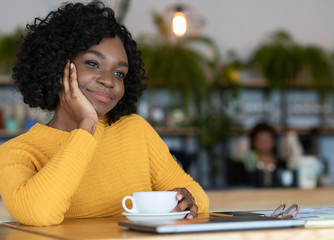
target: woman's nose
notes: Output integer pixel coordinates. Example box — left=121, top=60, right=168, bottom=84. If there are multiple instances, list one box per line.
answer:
left=98, top=72, right=114, bottom=88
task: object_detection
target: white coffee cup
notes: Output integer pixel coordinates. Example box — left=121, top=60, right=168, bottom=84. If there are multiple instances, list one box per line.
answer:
left=122, top=191, right=178, bottom=214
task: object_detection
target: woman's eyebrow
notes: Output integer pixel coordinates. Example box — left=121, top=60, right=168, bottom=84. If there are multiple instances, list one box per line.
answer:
left=84, top=50, right=106, bottom=59
left=119, top=61, right=128, bottom=68
left=84, top=50, right=128, bottom=68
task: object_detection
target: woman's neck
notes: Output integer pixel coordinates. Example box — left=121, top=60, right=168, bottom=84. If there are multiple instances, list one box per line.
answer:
left=257, top=152, right=276, bottom=166
left=46, top=107, right=77, bottom=132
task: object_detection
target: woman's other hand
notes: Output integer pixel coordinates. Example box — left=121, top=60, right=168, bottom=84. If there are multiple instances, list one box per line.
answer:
left=171, top=187, right=198, bottom=219
left=59, top=60, right=98, bottom=134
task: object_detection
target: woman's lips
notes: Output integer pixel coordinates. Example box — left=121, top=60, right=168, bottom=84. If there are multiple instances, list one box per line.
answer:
left=90, top=90, right=112, bottom=103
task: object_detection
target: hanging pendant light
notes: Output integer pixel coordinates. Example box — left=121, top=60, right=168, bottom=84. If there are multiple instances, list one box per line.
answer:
left=161, top=4, right=204, bottom=38
left=172, top=11, right=187, bottom=37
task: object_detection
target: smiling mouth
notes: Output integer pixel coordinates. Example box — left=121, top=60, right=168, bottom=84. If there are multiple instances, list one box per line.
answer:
left=89, top=90, right=112, bottom=103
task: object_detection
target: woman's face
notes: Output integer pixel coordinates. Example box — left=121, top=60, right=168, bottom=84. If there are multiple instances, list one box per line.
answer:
left=72, top=37, right=128, bottom=117
left=253, top=131, right=275, bottom=153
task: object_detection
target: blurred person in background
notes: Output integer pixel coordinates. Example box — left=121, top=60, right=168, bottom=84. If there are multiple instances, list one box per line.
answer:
left=244, top=122, right=287, bottom=187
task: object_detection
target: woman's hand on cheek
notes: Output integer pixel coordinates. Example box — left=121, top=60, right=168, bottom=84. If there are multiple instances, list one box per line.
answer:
left=59, top=60, right=98, bottom=134
left=171, top=188, right=198, bottom=219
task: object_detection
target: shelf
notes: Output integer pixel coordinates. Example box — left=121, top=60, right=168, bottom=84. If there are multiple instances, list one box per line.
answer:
left=0, top=75, right=12, bottom=85
left=0, top=129, right=26, bottom=139
left=154, top=126, right=198, bottom=137
left=232, top=126, right=334, bottom=135
left=222, top=78, right=334, bottom=89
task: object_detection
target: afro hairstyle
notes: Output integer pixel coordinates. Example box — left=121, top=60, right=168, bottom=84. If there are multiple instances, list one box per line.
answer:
left=12, top=1, right=147, bottom=125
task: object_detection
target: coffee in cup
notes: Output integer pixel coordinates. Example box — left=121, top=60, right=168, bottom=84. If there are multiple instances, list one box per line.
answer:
left=122, top=191, right=178, bottom=214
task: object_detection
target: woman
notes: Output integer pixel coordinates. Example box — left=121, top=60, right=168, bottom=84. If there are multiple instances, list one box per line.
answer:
left=0, top=2, right=209, bottom=226
left=247, top=122, right=278, bottom=171
left=244, top=122, right=286, bottom=187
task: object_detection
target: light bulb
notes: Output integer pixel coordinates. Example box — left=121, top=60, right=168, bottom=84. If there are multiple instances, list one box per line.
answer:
left=172, top=12, right=187, bottom=37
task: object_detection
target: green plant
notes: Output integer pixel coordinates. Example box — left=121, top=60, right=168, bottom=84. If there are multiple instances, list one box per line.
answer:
left=301, top=45, right=334, bottom=99
left=247, top=30, right=334, bottom=99
left=247, top=31, right=301, bottom=90
left=0, top=28, right=23, bottom=74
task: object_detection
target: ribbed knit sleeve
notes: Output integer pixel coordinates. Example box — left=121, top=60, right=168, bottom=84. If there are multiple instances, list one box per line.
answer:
left=0, top=127, right=97, bottom=226
left=141, top=119, right=209, bottom=213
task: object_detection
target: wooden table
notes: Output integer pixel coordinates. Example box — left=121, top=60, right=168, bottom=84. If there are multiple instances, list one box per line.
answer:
left=0, top=224, right=53, bottom=240
left=1, top=188, right=334, bottom=240
left=208, top=187, right=334, bottom=212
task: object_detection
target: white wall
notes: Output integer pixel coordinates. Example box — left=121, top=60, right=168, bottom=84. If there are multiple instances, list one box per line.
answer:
left=1, top=0, right=334, bottom=59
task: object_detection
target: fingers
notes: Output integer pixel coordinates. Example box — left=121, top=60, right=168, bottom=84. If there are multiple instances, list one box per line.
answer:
left=61, top=60, right=80, bottom=100
left=171, top=188, right=198, bottom=219
left=68, top=62, right=79, bottom=92
left=187, top=204, right=198, bottom=219
left=174, top=196, right=198, bottom=218
left=57, top=60, right=98, bottom=134
left=62, top=60, right=71, bottom=92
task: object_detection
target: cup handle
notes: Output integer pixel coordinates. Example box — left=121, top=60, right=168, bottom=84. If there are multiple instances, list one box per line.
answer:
left=122, top=196, right=138, bottom=213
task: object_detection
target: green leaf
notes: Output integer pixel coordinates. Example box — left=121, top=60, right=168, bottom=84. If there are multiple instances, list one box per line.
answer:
left=0, top=28, right=23, bottom=73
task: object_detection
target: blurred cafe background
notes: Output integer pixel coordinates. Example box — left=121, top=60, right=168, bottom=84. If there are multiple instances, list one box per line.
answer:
left=1, top=0, right=334, bottom=190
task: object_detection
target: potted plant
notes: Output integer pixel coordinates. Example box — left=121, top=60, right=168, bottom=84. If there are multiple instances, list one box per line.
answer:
left=247, top=30, right=334, bottom=99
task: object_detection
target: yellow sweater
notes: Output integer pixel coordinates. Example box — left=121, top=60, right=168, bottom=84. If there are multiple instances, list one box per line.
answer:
left=0, top=114, right=209, bottom=226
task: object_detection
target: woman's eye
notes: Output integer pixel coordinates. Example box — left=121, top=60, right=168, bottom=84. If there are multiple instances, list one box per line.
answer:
left=113, top=71, right=126, bottom=79
left=86, top=61, right=99, bottom=68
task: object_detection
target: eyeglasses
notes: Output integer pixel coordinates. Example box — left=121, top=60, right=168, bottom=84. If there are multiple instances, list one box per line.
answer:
left=270, top=202, right=301, bottom=219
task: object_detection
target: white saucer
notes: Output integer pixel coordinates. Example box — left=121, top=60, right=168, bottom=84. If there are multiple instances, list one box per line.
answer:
left=122, top=211, right=190, bottom=222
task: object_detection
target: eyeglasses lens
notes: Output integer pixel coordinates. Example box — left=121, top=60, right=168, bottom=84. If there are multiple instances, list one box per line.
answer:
left=271, top=204, right=286, bottom=218
left=282, top=204, right=299, bottom=219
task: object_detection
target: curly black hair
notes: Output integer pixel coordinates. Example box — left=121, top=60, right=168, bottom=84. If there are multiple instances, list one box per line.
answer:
left=12, top=1, right=147, bottom=125
left=249, top=122, right=277, bottom=151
